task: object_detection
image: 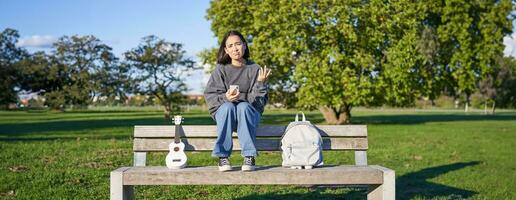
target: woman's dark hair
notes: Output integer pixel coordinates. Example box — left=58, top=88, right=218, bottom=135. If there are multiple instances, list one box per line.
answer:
left=216, top=30, right=250, bottom=65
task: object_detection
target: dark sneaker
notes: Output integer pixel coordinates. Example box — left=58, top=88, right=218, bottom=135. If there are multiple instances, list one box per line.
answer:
left=242, top=156, right=255, bottom=171
left=218, top=157, right=232, bottom=172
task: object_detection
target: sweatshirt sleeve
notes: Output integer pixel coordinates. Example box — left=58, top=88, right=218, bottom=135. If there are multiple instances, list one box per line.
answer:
left=204, top=66, right=228, bottom=116
left=246, top=67, right=269, bottom=113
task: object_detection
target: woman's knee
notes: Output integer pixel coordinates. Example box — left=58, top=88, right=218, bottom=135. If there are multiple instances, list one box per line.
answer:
left=217, top=102, right=236, bottom=114
left=236, top=102, right=252, bottom=110
left=236, top=102, right=258, bottom=115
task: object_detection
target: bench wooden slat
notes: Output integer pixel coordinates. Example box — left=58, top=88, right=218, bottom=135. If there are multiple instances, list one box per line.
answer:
left=133, top=137, right=368, bottom=151
left=122, top=165, right=383, bottom=185
left=134, top=125, right=367, bottom=138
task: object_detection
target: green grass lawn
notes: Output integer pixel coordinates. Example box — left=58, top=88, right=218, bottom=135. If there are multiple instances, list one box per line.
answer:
left=0, top=108, right=515, bottom=199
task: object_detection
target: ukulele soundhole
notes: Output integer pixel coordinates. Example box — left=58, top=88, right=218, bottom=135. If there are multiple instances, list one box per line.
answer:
left=174, top=147, right=180, bottom=152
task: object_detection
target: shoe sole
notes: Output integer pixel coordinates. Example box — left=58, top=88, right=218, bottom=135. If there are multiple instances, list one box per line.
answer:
left=241, top=165, right=255, bottom=171
left=218, top=165, right=232, bottom=172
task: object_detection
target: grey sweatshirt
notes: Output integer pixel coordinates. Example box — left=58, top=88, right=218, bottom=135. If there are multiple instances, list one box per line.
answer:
left=204, top=61, right=268, bottom=119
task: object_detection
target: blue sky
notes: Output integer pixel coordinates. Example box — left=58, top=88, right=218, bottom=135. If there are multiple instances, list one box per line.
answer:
left=1, top=1, right=516, bottom=94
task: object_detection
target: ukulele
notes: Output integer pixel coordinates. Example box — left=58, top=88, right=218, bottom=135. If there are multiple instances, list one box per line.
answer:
left=165, top=115, right=187, bottom=169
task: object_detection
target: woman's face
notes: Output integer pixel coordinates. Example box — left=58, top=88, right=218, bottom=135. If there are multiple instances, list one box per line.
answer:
left=224, top=35, right=246, bottom=61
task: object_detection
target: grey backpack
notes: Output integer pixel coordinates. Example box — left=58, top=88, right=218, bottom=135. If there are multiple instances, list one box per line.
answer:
left=281, top=112, right=324, bottom=169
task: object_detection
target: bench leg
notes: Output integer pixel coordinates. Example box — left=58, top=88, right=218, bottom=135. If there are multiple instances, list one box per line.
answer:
left=355, top=151, right=368, bottom=166
left=134, top=152, right=147, bottom=167
left=111, top=167, right=134, bottom=200
left=367, top=165, right=395, bottom=200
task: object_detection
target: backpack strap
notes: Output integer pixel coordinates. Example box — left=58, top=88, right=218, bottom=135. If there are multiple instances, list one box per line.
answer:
left=295, top=111, right=306, bottom=122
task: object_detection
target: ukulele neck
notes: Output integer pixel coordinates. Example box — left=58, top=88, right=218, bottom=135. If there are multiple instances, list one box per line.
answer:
left=174, top=124, right=181, bottom=144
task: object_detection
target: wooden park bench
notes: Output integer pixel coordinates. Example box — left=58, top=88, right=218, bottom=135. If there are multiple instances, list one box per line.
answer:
left=110, top=125, right=395, bottom=200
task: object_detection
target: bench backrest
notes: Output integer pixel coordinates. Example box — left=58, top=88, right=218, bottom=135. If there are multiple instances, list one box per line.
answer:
left=132, top=125, right=368, bottom=166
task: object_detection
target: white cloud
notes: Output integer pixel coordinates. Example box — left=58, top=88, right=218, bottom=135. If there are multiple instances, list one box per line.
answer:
left=16, top=35, right=57, bottom=48
left=504, top=33, right=516, bottom=58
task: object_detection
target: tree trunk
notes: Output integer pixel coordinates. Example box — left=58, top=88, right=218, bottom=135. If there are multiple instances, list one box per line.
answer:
left=491, top=101, right=496, bottom=115
left=464, top=93, right=470, bottom=112
left=319, top=105, right=351, bottom=125
left=484, top=101, right=487, bottom=115
left=163, top=103, right=172, bottom=123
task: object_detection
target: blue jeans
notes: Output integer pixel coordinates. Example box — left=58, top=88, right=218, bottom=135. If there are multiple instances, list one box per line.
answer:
left=212, top=102, right=261, bottom=158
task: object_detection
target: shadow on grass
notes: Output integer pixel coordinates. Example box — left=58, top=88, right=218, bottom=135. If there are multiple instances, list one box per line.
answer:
left=0, top=117, right=163, bottom=136
left=0, top=135, right=130, bottom=142
left=397, top=161, right=480, bottom=199
left=234, top=161, right=479, bottom=200
left=0, top=115, right=216, bottom=137
left=234, top=188, right=364, bottom=200
left=352, top=114, right=515, bottom=125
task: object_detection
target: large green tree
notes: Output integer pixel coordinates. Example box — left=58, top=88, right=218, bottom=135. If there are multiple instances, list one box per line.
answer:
left=124, top=35, right=196, bottom=120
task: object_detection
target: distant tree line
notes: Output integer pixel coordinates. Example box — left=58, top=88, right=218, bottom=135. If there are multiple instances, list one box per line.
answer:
left=201, top=0, right=516, bottom=124
left=0, top=28, right=197, bottom=120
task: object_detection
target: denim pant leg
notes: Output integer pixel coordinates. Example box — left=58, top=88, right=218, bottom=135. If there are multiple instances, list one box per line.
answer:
left=236, top=102, right=261, bottom=157
left=212, top=102, right=237, bottom=157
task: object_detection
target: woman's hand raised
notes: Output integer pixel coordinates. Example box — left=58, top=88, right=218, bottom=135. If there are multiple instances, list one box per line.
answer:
left=257, top=65, right=272, bottom=82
